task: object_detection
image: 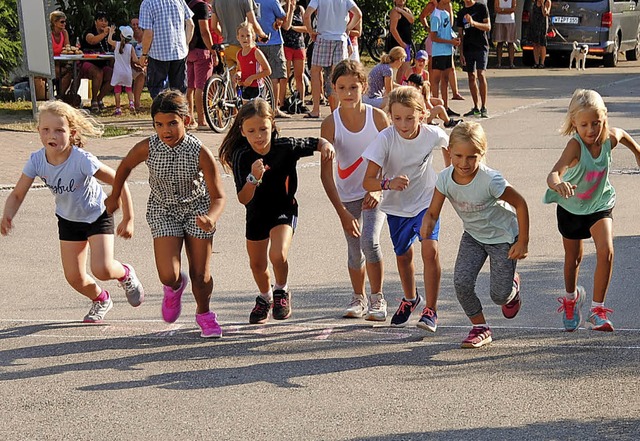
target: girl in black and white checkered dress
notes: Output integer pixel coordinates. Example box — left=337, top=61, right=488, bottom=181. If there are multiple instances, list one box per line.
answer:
left=106, top=90, right=226, bottom=338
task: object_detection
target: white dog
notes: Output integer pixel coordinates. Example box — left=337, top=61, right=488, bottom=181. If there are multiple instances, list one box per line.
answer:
left=569, top=41, right=589, bottom=70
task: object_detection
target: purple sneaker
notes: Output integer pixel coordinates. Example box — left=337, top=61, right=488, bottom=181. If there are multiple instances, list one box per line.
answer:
left=502, top=272, right=521, bottom=319
left=196, top=311, right=222, bottom=338
left=162, top=271, right=188, bottom=323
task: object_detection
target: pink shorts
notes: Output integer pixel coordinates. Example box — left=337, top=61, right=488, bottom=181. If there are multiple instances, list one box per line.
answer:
left=79, top=61, right=113, bottom=79
left=114, top=85, right=132, bottom=94
left=284, top=46, right=305, bottom=61
left=187, top=48, right=214, bottom=90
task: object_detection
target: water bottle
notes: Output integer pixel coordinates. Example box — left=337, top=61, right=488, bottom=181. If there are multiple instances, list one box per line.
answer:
left=237, top=87, right=242, bottom=100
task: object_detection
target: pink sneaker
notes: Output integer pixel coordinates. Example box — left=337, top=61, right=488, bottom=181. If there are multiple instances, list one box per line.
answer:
left=196, top=311, right=222, bottom=338
left=502, top=272, right=522, bottom=319
left=162, top=271, right=188, bottom=323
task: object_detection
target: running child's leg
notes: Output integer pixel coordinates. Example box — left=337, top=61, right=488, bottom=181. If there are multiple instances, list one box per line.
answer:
left=420, top=239, right=441, bottom=310
left=486, top=242, right=518, bottom=306
left=246, top=238, right=272, bottom=294
left=453, top=232, right=488, bottom=321
left=154, top=236, right=188, bottom=323
left=60, top=240, right=102, bottom=299
left=589, top=218, right=614, bottom=304
left=361, top=205, right=385, bottom=295
left=396, top=246, right=417, bottom=300
left=184, top=235, right=214, bottom=314
left=562, top=236, right=583, bottom=294
left=269, top=224, right=294, bottom=289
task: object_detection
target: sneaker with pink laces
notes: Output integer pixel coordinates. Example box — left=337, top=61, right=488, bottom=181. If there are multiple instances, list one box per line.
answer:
left=196, top=311, right=222, bottom=338
left=162, top=271, right=189, bottom=323
left=461, top=326, right=493, bottom=348
left=502, top=272, right=522, bottom=319
left=557, top=286, right=585, bottom=332
left=587, top=306, right=614, bottom=332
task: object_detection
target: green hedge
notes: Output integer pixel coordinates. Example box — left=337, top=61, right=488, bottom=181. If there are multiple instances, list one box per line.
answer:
left=0, top=0, right=22, bottom=84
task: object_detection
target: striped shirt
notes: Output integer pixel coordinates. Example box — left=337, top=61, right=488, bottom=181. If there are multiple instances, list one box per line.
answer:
left=139, top=0, right=194, bottom=61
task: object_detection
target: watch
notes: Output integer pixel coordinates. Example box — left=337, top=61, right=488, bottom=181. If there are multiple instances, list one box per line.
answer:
left=246, top=173, right=261, bottom=186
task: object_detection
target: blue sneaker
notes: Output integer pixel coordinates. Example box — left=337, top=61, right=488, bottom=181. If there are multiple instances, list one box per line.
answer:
left=416, top=306, right=438, bottom=332
left=587, top=306, right=614, bottom=332
left=391, top=293, right=423, bottom=327
left=557, top=286, right=585, bottom=332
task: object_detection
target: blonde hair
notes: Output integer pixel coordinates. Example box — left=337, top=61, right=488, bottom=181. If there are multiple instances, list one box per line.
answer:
left=236, top=20, right=256, bottom=40
left=449, top=121, right=488, bottom=157
left=561, top=88, right=609, bottom=146
left=38, top=101, right=103, bottom=148
left=380, top=46, right=407, bottom=65
left=49, top=11, right=66, bottom=32
left=386, top=85, right=427, bottom=115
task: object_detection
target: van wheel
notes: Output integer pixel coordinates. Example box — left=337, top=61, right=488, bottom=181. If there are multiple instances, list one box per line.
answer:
left=626, top=29, right=640, bottom=61
left=522, top=49, right=535, bottom=66
left=603, top=36, right=619, bottom=67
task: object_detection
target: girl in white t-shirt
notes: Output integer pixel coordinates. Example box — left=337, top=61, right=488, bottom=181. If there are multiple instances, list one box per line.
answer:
left=362, top=86, right=449, bottom=332
left=320, top=60, right=390, bottom=321
left=421, top=122, right=530, bottom=348
left=1, top=101, right=143, bottom=323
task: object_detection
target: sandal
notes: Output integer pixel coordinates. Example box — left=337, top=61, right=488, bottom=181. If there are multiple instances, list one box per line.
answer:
left=90, top=101, right=100, bottom=113
left=303, top=113, right=321, bottom=119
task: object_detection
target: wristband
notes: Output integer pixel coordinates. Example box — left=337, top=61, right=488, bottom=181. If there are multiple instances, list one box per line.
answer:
left=246, top=173, right=262, bottom=186
left=381, top=178, right=391, bottom=190
left=141, top=53, right=148, bottom=57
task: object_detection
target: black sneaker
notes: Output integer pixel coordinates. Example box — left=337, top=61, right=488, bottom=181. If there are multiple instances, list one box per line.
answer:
left=390, top=293, right=423, bottom=326
left=446, top=108, right=460, bottom=117
left=298, top=104, right=310, bottom=114
left=444, top=118, right=461, bottom=128
left=249, top=296, right=271, bottom=324
left=464, top=107, right=480, bottom=117
left=480, top=107, right=489, bottom=118
left=273, top=289, right=292, bottom=320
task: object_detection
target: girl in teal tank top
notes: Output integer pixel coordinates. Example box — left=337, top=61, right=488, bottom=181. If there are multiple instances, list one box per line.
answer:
left=545, top=89, right=640, bottom=333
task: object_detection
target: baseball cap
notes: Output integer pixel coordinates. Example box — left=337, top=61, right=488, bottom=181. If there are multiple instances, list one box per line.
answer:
left=415, top=50, right=429, bottom=61
left=119, top=25, right=134, bottom=40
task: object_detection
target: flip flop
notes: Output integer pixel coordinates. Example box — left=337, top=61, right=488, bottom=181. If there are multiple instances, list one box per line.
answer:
left=303, top=113, right=321, bottom=119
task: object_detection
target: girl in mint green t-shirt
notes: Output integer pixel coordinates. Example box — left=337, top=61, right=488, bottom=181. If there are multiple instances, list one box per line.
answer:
left=546, top=89, right=640, bottom=333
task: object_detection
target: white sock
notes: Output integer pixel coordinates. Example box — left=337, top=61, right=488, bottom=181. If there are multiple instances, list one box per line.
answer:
left=591, top=301, right=604, bottom=310
left=260, top=289, right=273, bottom=302
left=274, top=283, right=288, bottom=292
left=566, top=290, right=577, bottom=300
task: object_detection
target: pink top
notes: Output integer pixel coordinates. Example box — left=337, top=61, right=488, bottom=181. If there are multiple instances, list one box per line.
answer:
left=52, top=31, right=65, bottom=56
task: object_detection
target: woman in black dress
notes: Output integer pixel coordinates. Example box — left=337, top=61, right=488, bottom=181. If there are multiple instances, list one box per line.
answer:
left=529, top=0, right=551, bottom=68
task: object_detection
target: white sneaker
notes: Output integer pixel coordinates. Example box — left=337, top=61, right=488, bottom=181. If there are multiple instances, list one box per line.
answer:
left=343, top=294, right=367, bottom=318
left=83, top=295, right=113, bottom=323
left=119, top=264, right=144, bottom=307
left=365, top=293, right=387, bottom=321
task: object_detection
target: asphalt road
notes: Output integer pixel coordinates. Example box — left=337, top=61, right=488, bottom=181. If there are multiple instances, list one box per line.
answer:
left=1, top=59, right=639, bottom=440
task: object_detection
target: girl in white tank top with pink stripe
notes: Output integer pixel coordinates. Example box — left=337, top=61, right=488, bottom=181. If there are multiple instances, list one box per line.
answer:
left=320, top=60, right=390, bottom=322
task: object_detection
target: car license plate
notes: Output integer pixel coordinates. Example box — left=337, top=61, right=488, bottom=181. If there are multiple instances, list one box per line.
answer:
left=552, top=16, right=579, bottom=24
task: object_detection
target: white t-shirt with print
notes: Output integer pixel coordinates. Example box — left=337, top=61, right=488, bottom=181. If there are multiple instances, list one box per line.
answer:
left=308, top=0, right=356, bottom=41
left=436, top=162, right=519, bottom=244
left=362, top=124, right=448, bottom=217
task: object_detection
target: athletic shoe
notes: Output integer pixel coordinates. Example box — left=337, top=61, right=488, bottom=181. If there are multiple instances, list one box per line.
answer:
left=162, top=271, right=188, bottom=323
left=444, top=118, right=462, bottom=128
left=446, top=108, right=460, bottom=117
left=416, top=306, right=438, bottom=332
left=502, top=272, right=521, bottom=319
left=118, top=264, right=144, bottom=307
left=557, top=286, right=585, bottom=332
left=390, top=293, right=423, bottom=327
left=113, top=107, right=122, bottom=116
left=83, top=294, right=113, bottom=323
left=587, top=306, right=614, bottom=332
left=480, top=107, right=489, bottom=118
left=196, top=311, right=222, bottom=338
left=461, top=326, right=493, bottom=348
left=464, top=107, right=480, bottom=117
left=249, top=296, right=272, bottom=324
left=365, top=293, right=388, bottom=321
left=343, top=294, right=367, bottom=318
left=273, top=289, right=292, bottom=320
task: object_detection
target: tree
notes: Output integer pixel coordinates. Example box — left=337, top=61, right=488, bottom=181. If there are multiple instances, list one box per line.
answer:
left=0, top=0, right=23, bottom=84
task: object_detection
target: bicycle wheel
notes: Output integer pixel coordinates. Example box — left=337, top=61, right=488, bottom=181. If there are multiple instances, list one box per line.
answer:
left=287, top=72, right=311, bottom=97
left=258, top=77, right=275, bottom=110
left=203, top=75, right=234, bottom=133
left=369, top=34, right=385, bottom=62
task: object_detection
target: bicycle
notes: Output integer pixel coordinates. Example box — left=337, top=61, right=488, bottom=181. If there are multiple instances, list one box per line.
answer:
left=203, top=46, right=275, bottom=133
left=360, top=15, right=389, bottom=62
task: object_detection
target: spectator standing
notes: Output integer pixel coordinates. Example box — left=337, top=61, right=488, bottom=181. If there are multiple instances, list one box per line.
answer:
left=457, top=0, right=491, bottom=118
left=282, top=0, right=309, bottom=112
left=255, top=0, right=291, bottom=118
left=138, top=0, right=195, bottom=98
left=303, top=0, right=362, bottom=118
left=386, top=0, right=415, bottom=83
left=429, top=0, right=460, bottom=117
left=529, top=0, right=551, bottom=68
left=493, top=0, right=517, bottom=68
left=211, top=0, right=268, bottom=70
left=80, top=11, right=115, bottom=113
left=130, top=17, right=146, bottom=111
left=186, top=0, right=215, bottom=129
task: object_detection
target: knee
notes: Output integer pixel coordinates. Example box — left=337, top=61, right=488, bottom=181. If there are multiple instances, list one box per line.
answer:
left=249, top=257, right=268, bottom=275
left=362, top=239, right=382, bottom=263
left=64, top=271, right=86, bottom=289
left=269, top=249, right=288, bottom=267
left=453, top=273, right=475, bottom=294
left=347, top=250, right=365, bottom=269
left=596, top=246, right=614, bottom=264
left=396, top=252, right=412, bottom=266
left=90, top=263, right=111, bottom=281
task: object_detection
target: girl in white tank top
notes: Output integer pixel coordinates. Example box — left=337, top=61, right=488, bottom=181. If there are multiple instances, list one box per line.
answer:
left=320, top=60, right=390, bottom=322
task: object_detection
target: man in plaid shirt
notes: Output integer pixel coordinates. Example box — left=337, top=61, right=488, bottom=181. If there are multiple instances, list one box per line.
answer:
left=139, top=0, right=196, bottom=98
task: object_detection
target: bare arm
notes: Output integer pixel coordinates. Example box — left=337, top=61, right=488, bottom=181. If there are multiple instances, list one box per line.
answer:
left=198, top=19, right=213, bottom=50
left=95, top=164, right=134, bottom=239
left=546, top=138, right=581, bottom=198
left=196, top=147, right=226, bottom=232
left=610, top=127, right=640, bottom=166
left=247, top=10, right=268, bottom=40
left=210, top=11, right=223, bottom=37
left=419, top=188, right=445, bottom=239
left=185, top=18, right=195, bottom=45
left=105, top=140, right=149, bottom=214
left=500, top=186, right=529, bottom=260
left=419, top=1, right=436, bottom=28
left=140, top=28, right=154, bottom=66
left=63, top=29, right=70, bottom=46
left=282, top=0, right=295, bottom=31
left=346, top=6, right=362, bottom=33
left=303, top=6, right=317, bottom=40
left=389, top=10, right=405, bottom=47
left=107, top=26, right=117, bottom=50
left=396, top=6, right=415, bottom=24
left=1, top=174, right=34, bottom=236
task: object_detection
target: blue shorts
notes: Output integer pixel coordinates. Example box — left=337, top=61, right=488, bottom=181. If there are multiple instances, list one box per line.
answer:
left=387, top=207, right=440, bottom=256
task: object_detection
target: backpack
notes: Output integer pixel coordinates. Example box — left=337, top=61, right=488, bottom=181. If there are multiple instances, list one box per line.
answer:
left=283, top=91, right=303, bottom=114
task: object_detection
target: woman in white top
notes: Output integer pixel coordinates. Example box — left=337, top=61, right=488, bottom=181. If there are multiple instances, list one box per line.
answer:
left=493, top=0, right=517, bottom=68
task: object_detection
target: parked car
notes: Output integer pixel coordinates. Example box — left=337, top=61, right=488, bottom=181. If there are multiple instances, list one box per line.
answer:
left=521, top=0, right=640, bottom=67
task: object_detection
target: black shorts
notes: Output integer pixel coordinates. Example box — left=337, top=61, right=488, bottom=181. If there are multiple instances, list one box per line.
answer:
left=462, top=49, right=488, bottom=72
left=241, top=86, right=259, bottom=100
left=432, top=55, right=453, bottom=71
left=57, top=210, right=114, bottom=241
left=246, top=207, right=298, bottom=241
left=556, top=205, right=613, bottom=240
